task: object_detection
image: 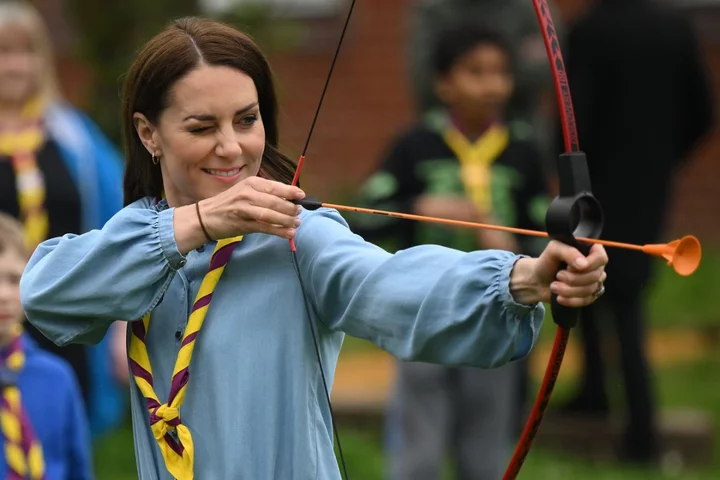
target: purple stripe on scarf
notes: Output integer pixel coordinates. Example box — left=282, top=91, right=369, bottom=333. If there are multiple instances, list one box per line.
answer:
left=167, top=367, right=190, bottom=405
left=131, top=319, right=147, bottom=343
left=18, top=404, right=36, bottom=455
left=180, top=331, right=198, bottom=348
left=1, top=335, right=22, bottom=363
left=3, top=396, right=45, bottom=480
left=0, top=398, right=17, bottom=480
left=165, top=433, right=185, bottom=457
left=145, top=397, right=161, bottom=413
left=129, top=359, right=154, bottom=387
left=149, top=411, right=161, bottom=426
left=209, top=242, right=238, bottom=271
left=166, top=417, right=181, bottom=427
left=191, top=293, right=212, bottom=314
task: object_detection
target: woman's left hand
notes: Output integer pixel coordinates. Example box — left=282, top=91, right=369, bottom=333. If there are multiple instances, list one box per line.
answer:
left=510, top=241, right=609, bottom=307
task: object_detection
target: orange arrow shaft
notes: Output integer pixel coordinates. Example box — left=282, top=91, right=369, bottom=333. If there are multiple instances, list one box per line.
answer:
left=320, top=202, right=645, bottom=252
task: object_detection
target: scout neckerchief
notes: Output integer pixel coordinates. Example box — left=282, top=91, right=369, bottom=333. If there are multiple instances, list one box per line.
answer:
left=0, top=326, right=46, bottom=480
left=441, top=115, right=509, bottom=212
left=129, top=235, right=243, bottom=480
left=0, top=97, right=49, bottom=252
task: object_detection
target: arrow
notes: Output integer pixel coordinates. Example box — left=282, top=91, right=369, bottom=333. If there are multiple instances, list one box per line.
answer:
left=294, top=198, right=702, bottom=276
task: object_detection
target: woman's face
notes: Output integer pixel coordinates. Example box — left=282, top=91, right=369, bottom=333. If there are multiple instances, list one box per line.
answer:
left=0, top=24, right=41, bottom=107
left=136, top=64, right=266, bottom=207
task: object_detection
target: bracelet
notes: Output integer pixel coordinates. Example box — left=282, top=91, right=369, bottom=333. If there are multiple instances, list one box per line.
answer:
left=195, top=202, right=213, bottom=242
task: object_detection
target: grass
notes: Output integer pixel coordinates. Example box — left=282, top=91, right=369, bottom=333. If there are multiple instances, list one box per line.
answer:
left=645, top=244, right=720, bottom=329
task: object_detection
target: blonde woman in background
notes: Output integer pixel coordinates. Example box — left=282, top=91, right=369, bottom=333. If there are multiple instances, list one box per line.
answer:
left=0, top=0, right=126, bottom=438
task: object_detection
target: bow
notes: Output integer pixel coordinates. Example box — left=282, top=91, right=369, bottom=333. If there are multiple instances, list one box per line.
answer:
left=285, top=1, right=701, bottom=479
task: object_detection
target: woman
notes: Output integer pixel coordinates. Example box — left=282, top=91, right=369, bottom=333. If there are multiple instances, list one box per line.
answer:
left=20, top=17, right=608, bottom=479
left=0, top=0, right=125, bottom=437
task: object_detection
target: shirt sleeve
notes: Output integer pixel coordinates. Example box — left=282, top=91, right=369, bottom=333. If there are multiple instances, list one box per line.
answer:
left=20, top=199, right=186, bottom=347
left=296, top=208, right=545, bottom=369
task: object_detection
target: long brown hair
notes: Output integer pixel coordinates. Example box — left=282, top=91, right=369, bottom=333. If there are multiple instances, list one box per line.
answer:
left=121, top=17, right=296, bottom=206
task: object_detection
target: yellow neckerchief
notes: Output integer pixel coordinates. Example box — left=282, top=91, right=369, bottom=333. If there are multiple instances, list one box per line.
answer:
left=0, top=97, right=49, bottom=252
left=441, top=120, right=509, bottom=212
left=128, top=235, right=243, bottom=480
left=1, top=325, right=46, bottom=479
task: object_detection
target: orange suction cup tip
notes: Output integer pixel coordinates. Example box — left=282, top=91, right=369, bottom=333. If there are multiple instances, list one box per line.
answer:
left=642, top=235, right=702, bottom=276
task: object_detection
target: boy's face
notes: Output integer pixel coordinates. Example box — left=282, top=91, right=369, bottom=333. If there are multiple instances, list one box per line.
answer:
left=0, top=249, right=24, bottom=342
left=435, top=44, right=514, bottom=122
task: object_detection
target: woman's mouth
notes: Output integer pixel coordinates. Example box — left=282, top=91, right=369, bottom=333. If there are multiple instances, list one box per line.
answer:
left=202, top=167, right=244, bottom=182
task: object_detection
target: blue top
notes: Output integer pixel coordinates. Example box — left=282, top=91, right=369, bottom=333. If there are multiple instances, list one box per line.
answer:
left=2, top=335, right=92, bottom=480
left=20, top=197, right=545, bottom=479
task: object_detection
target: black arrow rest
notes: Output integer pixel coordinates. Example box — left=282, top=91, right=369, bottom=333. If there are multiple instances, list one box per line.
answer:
left=545, top=152, right=604, bottom=328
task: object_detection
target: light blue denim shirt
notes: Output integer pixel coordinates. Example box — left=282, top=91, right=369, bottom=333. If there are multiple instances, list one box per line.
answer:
left=20, top=196, right=545, bottom=479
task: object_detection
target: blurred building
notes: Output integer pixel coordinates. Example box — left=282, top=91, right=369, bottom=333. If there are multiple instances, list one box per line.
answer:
left=42, top=0, right=720, bottom=243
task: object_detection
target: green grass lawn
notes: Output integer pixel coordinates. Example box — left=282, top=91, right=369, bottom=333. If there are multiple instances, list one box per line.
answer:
left=645, top=245, right=720, bottom=329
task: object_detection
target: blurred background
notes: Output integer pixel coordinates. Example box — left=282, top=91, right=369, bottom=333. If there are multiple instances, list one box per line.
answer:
left=5, top=0, right=720, bottom=478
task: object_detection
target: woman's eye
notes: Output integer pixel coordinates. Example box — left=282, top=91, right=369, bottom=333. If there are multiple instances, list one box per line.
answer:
left=238, top=114, right=258, bottom=126
left=189, top=126, right=212, bottom=134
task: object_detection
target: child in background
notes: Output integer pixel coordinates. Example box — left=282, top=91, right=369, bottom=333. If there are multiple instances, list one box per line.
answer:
left=0, top=212, right=92, bottom=479
left=350, top=22, right=550, bottom=479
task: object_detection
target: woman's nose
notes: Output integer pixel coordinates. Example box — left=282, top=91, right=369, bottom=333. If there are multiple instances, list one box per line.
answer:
left=215, top=127, right=242, bottom=158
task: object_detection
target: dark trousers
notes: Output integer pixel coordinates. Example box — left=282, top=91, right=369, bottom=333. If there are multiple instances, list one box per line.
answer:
left=573, top=288, right=659, bottom=458
left=387, top=361, right=518, bottom=480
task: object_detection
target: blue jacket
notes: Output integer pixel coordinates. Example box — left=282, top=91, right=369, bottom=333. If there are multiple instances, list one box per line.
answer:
left=44, top=101, right=126, bottom=437
left=1, top=334, right=93, bottom=479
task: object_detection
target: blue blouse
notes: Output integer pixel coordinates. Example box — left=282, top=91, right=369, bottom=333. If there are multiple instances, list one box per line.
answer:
left=20, top=197, right=545, bottom=479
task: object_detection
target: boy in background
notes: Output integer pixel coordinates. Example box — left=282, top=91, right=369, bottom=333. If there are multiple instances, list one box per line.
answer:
left=350, top=22, right=549, bottom=479
left=0, top=212, right=92, bottom=479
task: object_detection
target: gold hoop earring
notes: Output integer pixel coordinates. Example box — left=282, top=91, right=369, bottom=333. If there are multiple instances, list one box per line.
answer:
left=152, top=153, right=159, bottom=165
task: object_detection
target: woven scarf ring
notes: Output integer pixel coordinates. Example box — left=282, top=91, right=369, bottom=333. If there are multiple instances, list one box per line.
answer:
left=0, top=97, right=49, bottom=253
left=287, top=1, right=606, bottom=479
left=0, top=326, right=46, bottom=480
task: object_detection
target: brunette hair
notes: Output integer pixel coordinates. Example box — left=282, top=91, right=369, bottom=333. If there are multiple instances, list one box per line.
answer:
left=432, top=21, right=515, bottom=78
left=121, top=16, right=296, bottom=205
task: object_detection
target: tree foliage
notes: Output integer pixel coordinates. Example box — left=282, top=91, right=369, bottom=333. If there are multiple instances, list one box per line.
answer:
left=64, top=0, right=200, bottom=145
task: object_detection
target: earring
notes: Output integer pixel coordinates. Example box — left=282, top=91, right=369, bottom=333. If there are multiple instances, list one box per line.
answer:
left=152, top=153, right=159, bottom=165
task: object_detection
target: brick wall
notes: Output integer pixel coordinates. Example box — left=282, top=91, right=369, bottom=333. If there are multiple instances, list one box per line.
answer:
left=265, top=0, right=414, bottom=193
left=666, top=28, right=720, bottom=245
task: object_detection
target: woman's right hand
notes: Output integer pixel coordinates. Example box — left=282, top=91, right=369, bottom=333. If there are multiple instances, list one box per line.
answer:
left=201, top=176, right=305, bottom=239
left=174, top=176, right=305, bottom=253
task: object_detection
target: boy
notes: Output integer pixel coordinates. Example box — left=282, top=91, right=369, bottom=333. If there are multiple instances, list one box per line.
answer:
left=350, top=22, right=549, bottom=479
left=0, top=213, right=92, bottom=479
